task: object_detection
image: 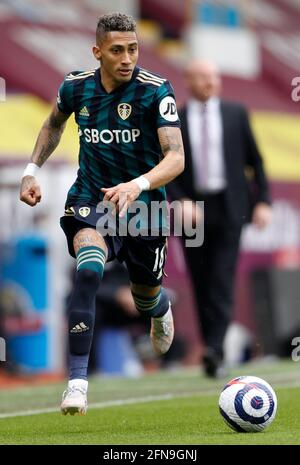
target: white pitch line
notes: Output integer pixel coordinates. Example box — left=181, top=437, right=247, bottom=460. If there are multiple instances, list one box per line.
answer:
left=1, top=373, right=300, bottom=419
left=0, top=392, right=200, bottom=419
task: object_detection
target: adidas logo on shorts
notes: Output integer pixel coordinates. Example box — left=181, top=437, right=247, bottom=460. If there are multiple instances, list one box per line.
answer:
left=70, top=322, right=89, bottom=333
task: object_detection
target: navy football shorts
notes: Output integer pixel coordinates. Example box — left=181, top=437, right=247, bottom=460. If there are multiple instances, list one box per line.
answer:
left=60, top=204, right=167, bottom=286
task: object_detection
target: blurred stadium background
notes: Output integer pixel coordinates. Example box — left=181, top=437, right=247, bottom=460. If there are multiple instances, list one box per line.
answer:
left=0, top=0, right=300, bottom=381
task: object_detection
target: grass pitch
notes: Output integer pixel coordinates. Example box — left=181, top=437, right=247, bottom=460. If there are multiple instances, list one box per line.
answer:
left=0, top=358, right=299, bottom=445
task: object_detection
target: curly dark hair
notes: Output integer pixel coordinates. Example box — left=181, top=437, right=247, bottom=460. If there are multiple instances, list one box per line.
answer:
left=96, top=13, right=136, bottom=41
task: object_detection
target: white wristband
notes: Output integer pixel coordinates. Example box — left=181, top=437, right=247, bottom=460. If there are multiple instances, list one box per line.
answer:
left=22, top=163, right=40, bottom=178
left=132, top=175, right=150, bottom=192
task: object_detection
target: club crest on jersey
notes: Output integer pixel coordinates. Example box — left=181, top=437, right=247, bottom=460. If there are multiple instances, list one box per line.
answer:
left=118, top=103, right=132, bottom=120
left=78, top=207, right=90, bottom=217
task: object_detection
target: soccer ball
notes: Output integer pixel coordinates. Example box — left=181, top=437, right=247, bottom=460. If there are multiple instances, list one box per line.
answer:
left=219, top=376, right=277, bottom=432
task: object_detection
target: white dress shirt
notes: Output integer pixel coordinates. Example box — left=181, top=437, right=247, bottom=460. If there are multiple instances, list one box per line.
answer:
left=187, top=97, right=227, bottom=193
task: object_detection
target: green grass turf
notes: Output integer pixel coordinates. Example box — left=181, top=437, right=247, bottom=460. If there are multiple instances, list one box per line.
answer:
left=0, top=359, right=299, bottom=445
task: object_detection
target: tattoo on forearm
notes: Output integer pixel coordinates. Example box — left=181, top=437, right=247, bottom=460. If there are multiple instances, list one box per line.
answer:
left=31, top=108, right=68, bottom=166
left=32, top=130, right=61, bottom=165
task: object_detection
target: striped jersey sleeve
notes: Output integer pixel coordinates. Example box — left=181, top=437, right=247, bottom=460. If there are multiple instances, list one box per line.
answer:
left=56, top=74, right=74, bottom=115
left=153, top=80, right=181, bottom=128
left=56, top=69, right=96, bottom=115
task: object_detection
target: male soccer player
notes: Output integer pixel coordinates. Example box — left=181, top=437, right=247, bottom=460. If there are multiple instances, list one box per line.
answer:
left=19, top=13, right=184, bottom=415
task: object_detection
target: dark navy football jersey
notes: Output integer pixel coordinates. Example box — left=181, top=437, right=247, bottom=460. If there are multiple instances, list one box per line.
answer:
left=57, top=66, right=181, bottom=210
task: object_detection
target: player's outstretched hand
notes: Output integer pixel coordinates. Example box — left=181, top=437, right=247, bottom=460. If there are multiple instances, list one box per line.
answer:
left=20, top=176, right=42, bottom=206
left=101, top=181, right=142, bottom=217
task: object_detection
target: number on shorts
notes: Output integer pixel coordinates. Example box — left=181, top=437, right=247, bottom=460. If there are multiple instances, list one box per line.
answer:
left=153, top=245, right=166, bottom=273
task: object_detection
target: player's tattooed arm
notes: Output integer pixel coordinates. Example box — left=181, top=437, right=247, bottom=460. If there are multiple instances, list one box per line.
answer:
left=144, top=126, right=184, bottom=190
left=20, top=105, right=70, bottom=206
left=30, top=105, right=70, bottom=166
left=158, top=126, right=184, bottom=157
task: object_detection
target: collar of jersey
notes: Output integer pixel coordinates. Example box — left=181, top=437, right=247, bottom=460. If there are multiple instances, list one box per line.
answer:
left=94, top=66, right=139, bottom=95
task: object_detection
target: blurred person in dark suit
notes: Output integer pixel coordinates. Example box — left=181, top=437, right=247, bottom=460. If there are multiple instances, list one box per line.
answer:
left=167, top=60, right=272, bottom=377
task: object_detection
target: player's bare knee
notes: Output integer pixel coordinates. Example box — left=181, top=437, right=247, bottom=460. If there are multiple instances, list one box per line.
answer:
left=73, top=228, right=107, bottom=257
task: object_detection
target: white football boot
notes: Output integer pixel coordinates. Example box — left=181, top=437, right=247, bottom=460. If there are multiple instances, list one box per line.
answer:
left=61, top=379, right=88, bottom=416
left=150, top=306, right=174, bottom=355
